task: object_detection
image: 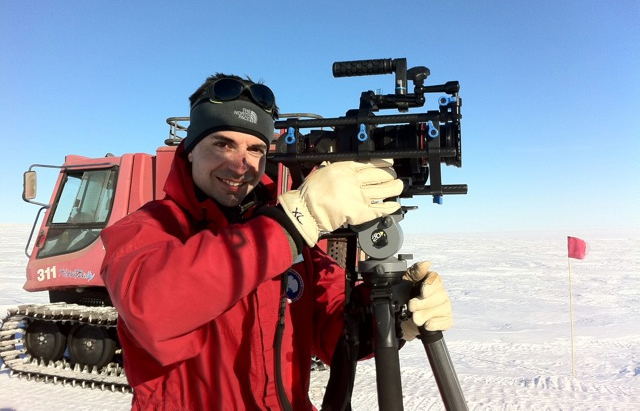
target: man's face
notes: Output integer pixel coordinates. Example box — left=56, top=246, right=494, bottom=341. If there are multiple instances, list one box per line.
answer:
left=188, top=131, right=267, bottom=207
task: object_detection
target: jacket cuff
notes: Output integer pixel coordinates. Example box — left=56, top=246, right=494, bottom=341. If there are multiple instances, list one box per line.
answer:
left=254, top=205, right=305, bottom=257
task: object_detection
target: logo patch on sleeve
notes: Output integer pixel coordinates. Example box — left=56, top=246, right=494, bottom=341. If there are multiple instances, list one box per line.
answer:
left=286, top=269, right=304, bottom=303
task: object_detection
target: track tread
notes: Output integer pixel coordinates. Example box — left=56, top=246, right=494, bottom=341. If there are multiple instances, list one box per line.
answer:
left=0, top=303, right=129, bottom=392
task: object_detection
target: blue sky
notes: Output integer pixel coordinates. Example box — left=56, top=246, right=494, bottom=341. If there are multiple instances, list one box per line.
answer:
left=1, top=0, right=638, bottom=235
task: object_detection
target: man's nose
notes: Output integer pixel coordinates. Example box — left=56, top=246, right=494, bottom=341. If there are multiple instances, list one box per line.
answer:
left=227, top=148, right=249, bottom=171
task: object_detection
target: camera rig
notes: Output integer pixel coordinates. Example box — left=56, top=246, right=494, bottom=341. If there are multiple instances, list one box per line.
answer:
left=270, top=59, right=469, bottom=411
left=270, top=57, right=467, bottom=203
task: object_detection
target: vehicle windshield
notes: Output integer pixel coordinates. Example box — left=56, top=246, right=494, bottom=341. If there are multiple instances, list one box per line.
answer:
left=38, top=168, right=117, bottom=258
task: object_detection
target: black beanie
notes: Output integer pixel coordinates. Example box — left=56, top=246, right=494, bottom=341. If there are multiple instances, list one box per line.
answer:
left=184, top=99, right=275, bottom=152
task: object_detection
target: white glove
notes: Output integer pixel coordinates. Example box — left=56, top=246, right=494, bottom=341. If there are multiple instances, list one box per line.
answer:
left=278, top=159, right=404, bottom=246
left=400, top=261, right=453, bottom=341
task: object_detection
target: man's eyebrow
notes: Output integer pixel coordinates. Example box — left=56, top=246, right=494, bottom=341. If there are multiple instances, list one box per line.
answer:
left=209, top=135, right=234, bottom=144
left=250, top=142, right=268, bottom=150
left=209, top=135, right=266, bottom=150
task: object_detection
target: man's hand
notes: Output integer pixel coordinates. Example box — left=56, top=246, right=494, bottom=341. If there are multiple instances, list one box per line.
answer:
left=401, top=261, right=453, bottom=341
left=278, top=159, right=404, bottom=246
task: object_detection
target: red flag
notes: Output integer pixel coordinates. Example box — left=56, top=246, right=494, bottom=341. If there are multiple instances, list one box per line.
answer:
left=568, top=236, right=587, bottom=259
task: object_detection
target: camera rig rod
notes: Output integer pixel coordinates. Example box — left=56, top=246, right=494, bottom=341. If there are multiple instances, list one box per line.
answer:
left=275, top=111, right=458, bottom=130
left=271, top=148, right=458, bottom=163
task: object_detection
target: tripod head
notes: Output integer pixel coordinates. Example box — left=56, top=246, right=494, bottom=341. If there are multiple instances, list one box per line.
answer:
left=353, top=210, right=411, bottom=283
left=351, top=210, right=413, bottom=332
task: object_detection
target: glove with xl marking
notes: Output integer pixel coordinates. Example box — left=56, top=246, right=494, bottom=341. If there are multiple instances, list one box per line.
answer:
left=400, top=261, right=453, bottom=341
left=278, top=159, right=404, bottom=247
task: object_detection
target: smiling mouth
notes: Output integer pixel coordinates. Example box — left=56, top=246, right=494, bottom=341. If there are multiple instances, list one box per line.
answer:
left=219, top=178, right=244, bottom=188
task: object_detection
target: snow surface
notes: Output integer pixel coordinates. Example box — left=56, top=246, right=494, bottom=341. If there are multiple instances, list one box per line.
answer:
left=1, top=223, right=638, bottom=410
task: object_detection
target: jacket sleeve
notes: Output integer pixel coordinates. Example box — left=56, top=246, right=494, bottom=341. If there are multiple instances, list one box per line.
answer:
left=100, top=202, right=294, bottom=367
left=306, top=247, right=347, bottom=364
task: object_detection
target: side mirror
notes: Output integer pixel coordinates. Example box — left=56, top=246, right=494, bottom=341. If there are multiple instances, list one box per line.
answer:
left=23, top=171, right=37, bottom=201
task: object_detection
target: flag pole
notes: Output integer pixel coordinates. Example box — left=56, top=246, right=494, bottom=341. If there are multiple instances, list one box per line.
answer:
left=567, top=235, right=587, bottom=378
left=568, top=257, right=576, bottom=377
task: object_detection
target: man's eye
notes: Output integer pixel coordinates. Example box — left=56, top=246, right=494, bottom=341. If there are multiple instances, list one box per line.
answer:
left=213, top=141, right=231, bottom=149
left=250, top=147, right=267, bottom=156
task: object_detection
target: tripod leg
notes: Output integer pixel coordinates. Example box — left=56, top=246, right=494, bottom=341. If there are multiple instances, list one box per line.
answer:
left=371, top=299, right=404, bottom=411
left=321, top=335, right=357, bottom=411
left=419, top=329, right=468, bottom=411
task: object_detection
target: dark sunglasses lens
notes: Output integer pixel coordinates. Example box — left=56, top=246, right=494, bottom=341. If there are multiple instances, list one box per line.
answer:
left=249, top=84, right=275, bottom=109
left=212, top=79, right=244, bottom=100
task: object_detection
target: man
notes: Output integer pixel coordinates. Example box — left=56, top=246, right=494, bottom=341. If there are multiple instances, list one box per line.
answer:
left=101, top=73, right=452, bottom=410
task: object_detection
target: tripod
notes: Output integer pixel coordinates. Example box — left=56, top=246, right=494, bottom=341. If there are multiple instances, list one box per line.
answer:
left=322, top=212, right=468, bottom=411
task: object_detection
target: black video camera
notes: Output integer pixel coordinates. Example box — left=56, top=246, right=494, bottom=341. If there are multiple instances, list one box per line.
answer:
left=270, top=58, right=467, bottom=203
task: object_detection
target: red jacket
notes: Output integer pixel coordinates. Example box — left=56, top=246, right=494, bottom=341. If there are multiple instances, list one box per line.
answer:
left=100, top=144, right=346, bottom=410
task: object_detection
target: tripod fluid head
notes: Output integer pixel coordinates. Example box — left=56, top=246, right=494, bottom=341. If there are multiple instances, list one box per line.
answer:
left=353, top=212, right=412, bottom=297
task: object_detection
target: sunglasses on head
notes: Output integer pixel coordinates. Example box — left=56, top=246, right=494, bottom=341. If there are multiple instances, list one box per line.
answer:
left=204, top=78, right=276, bottom=113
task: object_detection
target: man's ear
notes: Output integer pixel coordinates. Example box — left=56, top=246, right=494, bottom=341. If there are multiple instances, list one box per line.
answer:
left=187, top=151, right=193, bottom=163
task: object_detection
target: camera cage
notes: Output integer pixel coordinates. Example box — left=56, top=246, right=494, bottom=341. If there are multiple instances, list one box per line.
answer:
left=269, top=58, right=467, bottom=203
